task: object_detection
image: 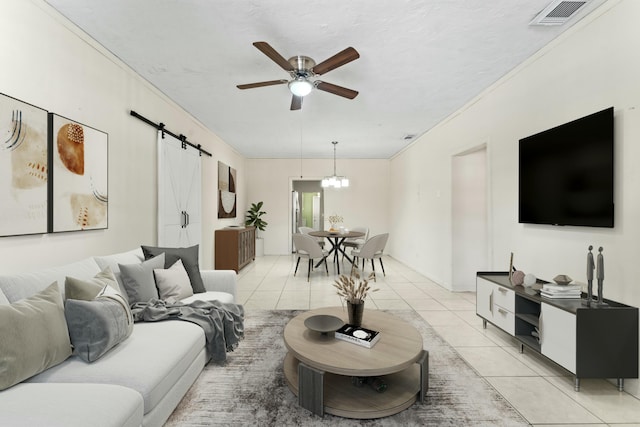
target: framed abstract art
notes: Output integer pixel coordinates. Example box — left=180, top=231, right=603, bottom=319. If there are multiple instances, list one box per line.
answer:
left=218, top=161, right=236, bottom=218
left=48, top=114, right=108, bottom=232
left=0, top=93, right=49, bottom=237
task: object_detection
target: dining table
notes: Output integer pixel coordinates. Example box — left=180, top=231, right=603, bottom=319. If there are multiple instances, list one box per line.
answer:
left=308, top=230, right=365, bottom=274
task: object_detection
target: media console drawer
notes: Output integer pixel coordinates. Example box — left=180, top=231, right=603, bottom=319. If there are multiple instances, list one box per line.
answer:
left=476, top=277, right=515, bottom=335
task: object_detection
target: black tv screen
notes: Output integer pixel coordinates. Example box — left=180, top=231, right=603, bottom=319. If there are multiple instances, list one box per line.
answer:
left=519, top=107, right=614, bottom=228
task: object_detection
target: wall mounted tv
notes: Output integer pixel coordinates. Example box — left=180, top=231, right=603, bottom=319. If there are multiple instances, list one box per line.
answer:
left=518, top=107, right=614, bottom=228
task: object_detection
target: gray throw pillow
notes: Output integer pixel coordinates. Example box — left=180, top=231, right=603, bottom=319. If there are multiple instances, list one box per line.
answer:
left=0, top=282, right=72, bottom=390
left=154, top=259, right=194, bottom=304
left=65, top=285, right=134, bottom=363
left=118, top=253, right=165, bottom=304
left=141, top=245, right=205, bottom=293
left=65, top=267, right=121, bottom=301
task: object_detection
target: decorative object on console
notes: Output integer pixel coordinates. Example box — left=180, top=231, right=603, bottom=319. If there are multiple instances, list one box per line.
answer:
left=49, top=113, right=108, bottom=233
left=585, top=245, right=595, bottom=307
left=0, top=92, right=49, bottom=237
left=508, top=252, right=514, bottom=283
left=553, top=274, right=573, bottom=285
left=597, top=246, right=606, bottom=306
left=511, top=270, right=525, bottom=286
left=540, top=283, right=582, bottom=299
left=333, top=272, right=377, bottom=327
left=523, top=273, right=537, bottom=287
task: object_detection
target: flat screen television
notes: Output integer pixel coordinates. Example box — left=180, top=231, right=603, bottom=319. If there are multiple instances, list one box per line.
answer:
left=518, top=107, right=614, bottom=228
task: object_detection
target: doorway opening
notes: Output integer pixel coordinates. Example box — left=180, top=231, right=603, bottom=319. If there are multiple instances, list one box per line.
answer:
left=291, top=180, right=324, bottom=252
left=451, top=145, right=489, bottom=291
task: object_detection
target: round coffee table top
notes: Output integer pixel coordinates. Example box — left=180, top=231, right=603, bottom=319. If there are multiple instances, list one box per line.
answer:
left=283, top=306, right=423, bottom=377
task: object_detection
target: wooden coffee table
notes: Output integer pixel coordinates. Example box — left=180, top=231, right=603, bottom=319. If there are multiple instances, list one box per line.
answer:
left=283, top=306, right=428, bottom=419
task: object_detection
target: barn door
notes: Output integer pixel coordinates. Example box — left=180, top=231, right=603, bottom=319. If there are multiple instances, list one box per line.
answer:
left=157, top=131, right=201, bottom=248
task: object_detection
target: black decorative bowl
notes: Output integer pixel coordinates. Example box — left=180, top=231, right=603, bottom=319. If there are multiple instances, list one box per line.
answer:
left=304, top=315, right=344, bottom=334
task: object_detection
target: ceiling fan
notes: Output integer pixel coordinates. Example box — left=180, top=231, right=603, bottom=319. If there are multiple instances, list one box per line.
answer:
left=237, top=41, right=360, bottom=110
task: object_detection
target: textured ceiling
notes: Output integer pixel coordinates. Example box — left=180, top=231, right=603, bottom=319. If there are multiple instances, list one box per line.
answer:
left=44, top=0, right=606, bottom=159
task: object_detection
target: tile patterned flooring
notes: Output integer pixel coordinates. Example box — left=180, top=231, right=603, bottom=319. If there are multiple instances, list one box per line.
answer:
left=236, top=254, right=640, bottom=426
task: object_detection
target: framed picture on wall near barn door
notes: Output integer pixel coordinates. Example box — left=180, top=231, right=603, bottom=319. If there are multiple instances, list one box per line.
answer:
left=0, top=93, right=49, bottom=237
left=218, top=161, right=237, bottom=218
left=49, top=113, right=108, bottom=232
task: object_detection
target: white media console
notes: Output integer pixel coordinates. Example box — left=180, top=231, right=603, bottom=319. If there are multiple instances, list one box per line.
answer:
left=476, top=272, right=638, bottom=391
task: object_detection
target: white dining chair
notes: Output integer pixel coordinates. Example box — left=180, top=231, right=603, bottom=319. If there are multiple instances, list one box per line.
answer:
left=341, top=226, right=368, bottom=261
left=350, top=233, right=389, bottom=281
left=298, top=226, right=325, bottom=248
left=292, top=233, right=329, bottom=282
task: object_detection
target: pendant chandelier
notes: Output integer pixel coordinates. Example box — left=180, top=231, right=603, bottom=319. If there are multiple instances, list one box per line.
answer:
left=321, top=141, right=349, bottom=188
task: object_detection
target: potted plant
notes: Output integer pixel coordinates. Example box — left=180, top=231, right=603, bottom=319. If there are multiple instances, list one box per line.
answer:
left=245, top=201, right=267, bottom=256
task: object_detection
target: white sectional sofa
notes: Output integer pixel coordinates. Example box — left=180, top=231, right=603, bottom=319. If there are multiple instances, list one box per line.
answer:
left=0, top=248, right=237, bottom=427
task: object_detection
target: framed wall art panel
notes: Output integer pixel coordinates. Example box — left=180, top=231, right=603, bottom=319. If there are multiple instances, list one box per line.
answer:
left=49, top=114, right=108, bottom=232
left=0, top=93, right=49, bottom=237
left=218, top=161, right=236, bottom=218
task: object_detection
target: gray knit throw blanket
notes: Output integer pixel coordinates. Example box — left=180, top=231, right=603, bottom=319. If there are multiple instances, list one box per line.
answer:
left=131, top=299, right=244, bottom=363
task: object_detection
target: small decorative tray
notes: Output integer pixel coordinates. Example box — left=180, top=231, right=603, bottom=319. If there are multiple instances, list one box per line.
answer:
left=304, top=315, right=344, bottom=334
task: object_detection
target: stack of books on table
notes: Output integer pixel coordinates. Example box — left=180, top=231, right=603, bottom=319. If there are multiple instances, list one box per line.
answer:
left=540, top=283, right=582, bottom=299
left=335, top=324, right=381, bottom=348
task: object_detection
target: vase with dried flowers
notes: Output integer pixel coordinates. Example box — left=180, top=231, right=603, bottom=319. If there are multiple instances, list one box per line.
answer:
left=333, top=272, right=378, bottom=327
left=328, top=214, right=343, bottom=232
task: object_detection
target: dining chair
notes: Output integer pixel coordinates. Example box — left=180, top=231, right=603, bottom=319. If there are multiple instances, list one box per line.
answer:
left=292, top=233, right=329, bottom=282
left=341, top=226, right=368, bottom=261
left=298, top=226, right=325, bottom=248
left=350, top=233, right=389, bottom=281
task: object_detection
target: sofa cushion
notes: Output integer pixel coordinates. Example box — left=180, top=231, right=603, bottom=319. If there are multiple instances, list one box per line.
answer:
left=119, top=253, right=165, bottom=304
left=27, top=320, right=205, bottom=414
left=141, top=245, right=205, bottom=293
left=0, top=282, right=71, bottom=390
left=65, top=285, right=134, bottom=362
left=0, top=383, right=143, bottom=427
left=154, top=259, right=194, bottom=303
left=65, top=267, right=120, bottom=300
left=0, top=257, right=101, bottom=303
left=94, top=248, right=145, bottom=293
left=94, top=248, right=145, bottom=273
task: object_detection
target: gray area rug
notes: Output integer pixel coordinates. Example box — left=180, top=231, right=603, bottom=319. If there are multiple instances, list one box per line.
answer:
left=165, top=309, right=529, bottom=426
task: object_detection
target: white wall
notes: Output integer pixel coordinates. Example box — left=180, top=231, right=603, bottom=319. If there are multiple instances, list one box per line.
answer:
left=0, top=1, right=244, bottom=271
left=245, top=158, right=389, bottom=255
left=389, top=0, right=640, bottom=395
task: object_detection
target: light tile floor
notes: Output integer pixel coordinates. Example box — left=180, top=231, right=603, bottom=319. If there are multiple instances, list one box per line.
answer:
left=236, top=254, right=640, bottom=426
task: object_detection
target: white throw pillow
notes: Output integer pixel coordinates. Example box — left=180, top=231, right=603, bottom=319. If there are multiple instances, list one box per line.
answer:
left=153, top=259, right=194, bottom=304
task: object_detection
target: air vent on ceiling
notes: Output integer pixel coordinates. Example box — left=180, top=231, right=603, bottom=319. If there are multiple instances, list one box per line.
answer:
left=530, top=0, right=589, bottom=26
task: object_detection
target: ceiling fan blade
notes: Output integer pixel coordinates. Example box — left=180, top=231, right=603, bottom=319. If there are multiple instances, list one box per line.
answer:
left=237, top=79, right=288, bottom=90
left=253, top=41, right=294, bottom=72
left=311, top=47, right=360, bottom=75
left=290, top=95, right=302, bottom=111
left=315, top=81, right=359, bottom=99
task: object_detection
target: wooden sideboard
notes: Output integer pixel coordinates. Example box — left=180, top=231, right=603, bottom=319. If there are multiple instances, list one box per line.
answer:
left=215, top=227, right=255, bottom=272
left=477, top=272, right=638, bottom=392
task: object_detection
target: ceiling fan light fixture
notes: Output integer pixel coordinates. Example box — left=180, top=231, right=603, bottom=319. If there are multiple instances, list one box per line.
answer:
left=288, top=77, right=313, bottom=97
